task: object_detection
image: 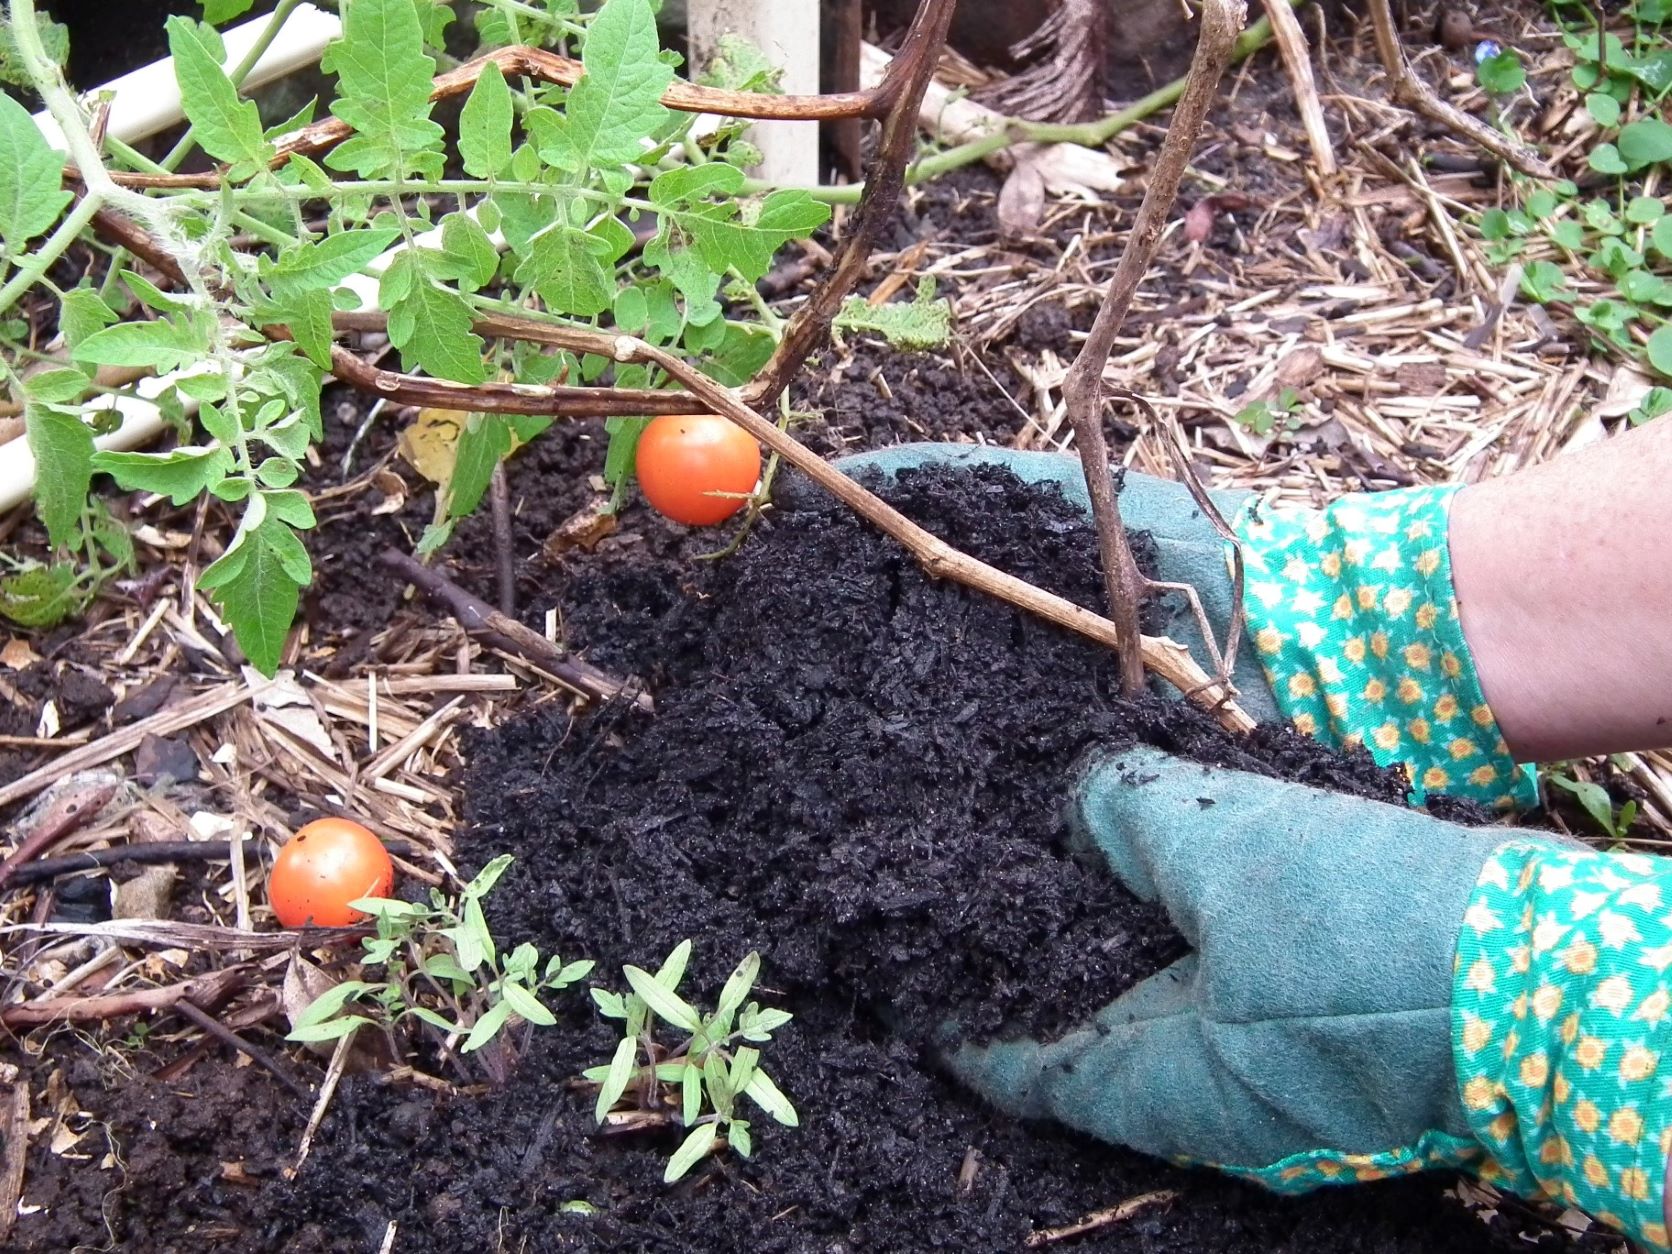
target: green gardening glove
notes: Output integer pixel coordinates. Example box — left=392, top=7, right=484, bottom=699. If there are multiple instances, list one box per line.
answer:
left=946, top=747, right=1672, bottom=1249
left=836, top=444, right=1536, bottom=810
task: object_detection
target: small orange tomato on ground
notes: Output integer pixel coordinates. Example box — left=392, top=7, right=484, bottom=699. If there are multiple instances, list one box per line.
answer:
left=268, top=817, right=394, bottom=928
left=635, top=414, right=761, bottom=526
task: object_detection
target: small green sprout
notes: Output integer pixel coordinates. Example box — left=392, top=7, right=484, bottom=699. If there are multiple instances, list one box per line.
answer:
left=585, top=941, right=798, bottom=1183
left=287, top=854, right=594, bottom=1064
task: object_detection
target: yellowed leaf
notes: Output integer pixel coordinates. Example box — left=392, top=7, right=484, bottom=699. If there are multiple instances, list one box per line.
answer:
left=398, top=407, right=469, bottom=487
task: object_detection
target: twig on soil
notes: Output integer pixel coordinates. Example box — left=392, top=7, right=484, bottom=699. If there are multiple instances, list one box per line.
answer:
left=0, top=776, right=121, bottom=895
left=0, top=680, right=268, bottom=812
left=1364, top=0, right=1553, bottom=179
left=292, top=1029, right=353, bottom=1174
left=378, top=549, right=653, bottom=714
left=1262, top=0, right=1336, bottom=175
left=742, top=0, right=959, bottom=410
left=1059, top=0, right=1247, bottom=698
left=1024, top=1189, right=1179, bottom=1246
left=0, top=1082, right=27, bottom=1243
left=0, top=965, right=248, bottom=1028
left=488, top=463, right=516, bottom=617
left=5, top=837, right=254, bottom=887
left=172, top=998, right=309, bottom=1101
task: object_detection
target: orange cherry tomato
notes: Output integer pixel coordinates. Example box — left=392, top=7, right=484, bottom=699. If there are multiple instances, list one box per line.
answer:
left=268, top=818, right=394, bottom=928
left=635, top=414, right=761, bottom=526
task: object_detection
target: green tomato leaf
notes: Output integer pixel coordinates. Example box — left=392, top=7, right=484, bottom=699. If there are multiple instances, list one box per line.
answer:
left=461, top=997, right=516, bottom=1052
left=23, top=367, right=91, bottom=405
left=25, top=405, right=93, bottom=548
left=681, top=1055, right=703, bottom=1126
left=465, top=852, right=515, bottom=899
left=548, top=0, right=673, bottom=172
left=447, top=414, right=510, bottom=519
left=56, top=288, right=118, bottom=350
left=167, top=16, right=276, bottom=177
left=501, top=980, right=557, bottom=1027
left=202, top=0, right=257, bottom=23
left=93, top=446, right=236, bottom=505
left=715, top=951, right=760, bottom=1024
left=322, top=0, right=446, bottom=180
left=386, top=269, right=487, bottom=383
left=434, top=212, right=500, bottom=291
left=729, top=1119, right=752, bottom=1159
left=267, top=227, right=401, bottom=296
left=672, top=189, right=831, bottom=283
left=197, top=509, right=311, bottom=675
left=459, top=57, right=513, bottom=178
left=73, top=315, right=210, bottom=371
left=512, top=223, right=613, bottom=317
left=743, top=1067, right=798, bottom=1127
left=0, top=92, right=72, bottom=251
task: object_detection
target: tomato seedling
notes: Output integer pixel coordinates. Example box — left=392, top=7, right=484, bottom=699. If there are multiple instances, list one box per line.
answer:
left=269, top=817, right=394, bottom=928
left=635, top=414, right=761, bottom=526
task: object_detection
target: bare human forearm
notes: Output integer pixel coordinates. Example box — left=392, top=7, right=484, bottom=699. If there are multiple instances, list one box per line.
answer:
left=1450, top=416, right=1672, bottom=763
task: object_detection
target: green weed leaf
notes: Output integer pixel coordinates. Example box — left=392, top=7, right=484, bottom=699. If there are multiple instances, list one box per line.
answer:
left=1618, top=118, right=1672, bottom=171
left=0, top=564, right=84, bottom=629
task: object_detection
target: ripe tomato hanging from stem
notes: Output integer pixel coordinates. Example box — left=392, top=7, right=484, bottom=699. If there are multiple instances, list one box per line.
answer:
left=268, top=817, right=394, bottom=928
left=635, top=414, right=761, bottom=526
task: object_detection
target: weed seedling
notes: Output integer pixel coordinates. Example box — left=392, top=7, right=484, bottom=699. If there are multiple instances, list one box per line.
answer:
left=585, top=941, right=798, bottom=1182
left=287, top=855, right=594, bottom=1074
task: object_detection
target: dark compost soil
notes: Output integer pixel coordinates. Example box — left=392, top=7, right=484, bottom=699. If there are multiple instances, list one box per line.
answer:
left=195, top=465, right=1599, bottom=1253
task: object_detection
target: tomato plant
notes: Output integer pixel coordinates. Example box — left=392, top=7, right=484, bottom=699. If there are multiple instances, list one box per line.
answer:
left=269, top=817, right=395, bottom=928
left=635, top=414, right=761, bottom=526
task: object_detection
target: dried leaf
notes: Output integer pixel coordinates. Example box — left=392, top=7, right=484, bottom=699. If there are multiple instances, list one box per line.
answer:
left=997, top=158, right=1046, bottom=240
left=542, top=499, right=618, bottom=561
left=1184, top=198, right=1216, bottom=243
left=0, top=637, right=40, bottom=669
left=398, top=406, right=469, bottom=487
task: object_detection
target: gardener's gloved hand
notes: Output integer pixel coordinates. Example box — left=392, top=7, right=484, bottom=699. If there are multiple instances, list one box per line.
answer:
left=947, top=746, right=1672, bottom=1249
left=836, top=444, right=1535, bottom=810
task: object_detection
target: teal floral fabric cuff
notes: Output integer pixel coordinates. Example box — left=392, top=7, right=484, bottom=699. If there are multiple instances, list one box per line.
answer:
left=1234, top=484, right=1537, bottom=811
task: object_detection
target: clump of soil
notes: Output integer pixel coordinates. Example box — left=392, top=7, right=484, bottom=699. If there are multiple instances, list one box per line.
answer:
left=265, top=463, right=1590, bottom=1252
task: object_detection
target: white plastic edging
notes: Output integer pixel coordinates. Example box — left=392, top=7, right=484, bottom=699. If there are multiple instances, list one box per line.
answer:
left=0, top=4, right=342, bottom=515
left=30, top=3, right=342, bottom=153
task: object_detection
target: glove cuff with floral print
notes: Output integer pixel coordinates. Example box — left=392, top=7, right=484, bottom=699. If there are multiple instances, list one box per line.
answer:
left=1233, top=484, right=1537, bottom=811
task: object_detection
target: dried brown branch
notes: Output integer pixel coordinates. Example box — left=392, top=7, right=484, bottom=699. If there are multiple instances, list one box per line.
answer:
left=0, top=777, right=121, bottom=896
left=0, top=965, right=248, bottom=1028
left=101, top=44, right=891, bottom=190
left=378, top=548, right=653, bottom=713
left=173, top=999, right=309, bottom=1100
left=1262, top=0, right=1335, bottom=175
left=1026, top=1190, right=1179, bottom=1247
left=1364, top=0, right=1553, bottom=179
left=1060, top=0, right=1247, bottom=698
left=742, top=0, right=959, bottom=410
